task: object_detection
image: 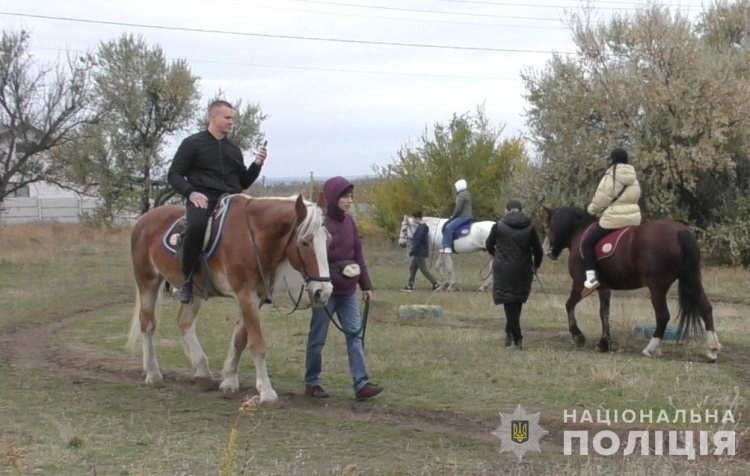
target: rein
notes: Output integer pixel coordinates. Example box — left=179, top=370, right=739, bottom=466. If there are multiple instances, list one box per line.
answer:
left=324, top=299, right=370, bottom=349
left=533, top=267, right=556, bottom=312
left=242, top=198, right=330, bottom=309
left=243, top=199, right=275, bottom=305
left=479, top=255, right=493, bottom=281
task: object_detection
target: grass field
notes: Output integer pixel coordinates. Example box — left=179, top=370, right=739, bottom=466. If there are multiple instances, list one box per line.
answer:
left=1, top=221, right=750, bottom=475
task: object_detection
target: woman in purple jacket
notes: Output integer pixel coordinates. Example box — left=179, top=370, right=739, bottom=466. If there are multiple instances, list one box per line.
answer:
left=304, top=176, right=383, bottom=401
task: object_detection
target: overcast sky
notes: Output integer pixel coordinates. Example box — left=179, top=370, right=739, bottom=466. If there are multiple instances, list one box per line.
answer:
left=2, top=0, right=707, bottom=180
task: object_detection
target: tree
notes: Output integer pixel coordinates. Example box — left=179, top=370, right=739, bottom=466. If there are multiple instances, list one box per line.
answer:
left=522, top=3, right=750, bottom=263
left=65, top=34, right=200, bottom=217
left=370, top=106, right=527, bottom=236
left=0, top=30, right=94, bottom=206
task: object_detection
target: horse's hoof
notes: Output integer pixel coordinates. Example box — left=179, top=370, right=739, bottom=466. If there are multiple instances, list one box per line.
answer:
left=259, top=390, right=279, bottom=404
left=145, top=373, right=164, bottom=387
left=220, top=380, right=240, bottom=396
left=573, top=334, right=586, bottom=348
left=642, top=348, right=661, bottom=358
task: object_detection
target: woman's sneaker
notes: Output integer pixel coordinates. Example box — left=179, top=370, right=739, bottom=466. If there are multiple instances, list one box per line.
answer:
left=432, top=282, right=442, bottom=291
left=402, top=285, right=414, bottom=292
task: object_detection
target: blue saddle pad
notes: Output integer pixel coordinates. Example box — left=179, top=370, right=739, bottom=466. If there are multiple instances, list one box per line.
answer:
left=453, top=222, right=472, bottom=240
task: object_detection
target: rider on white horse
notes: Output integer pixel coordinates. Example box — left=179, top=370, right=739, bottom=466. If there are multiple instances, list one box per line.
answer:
left=440, top=179, right=473, bottom=254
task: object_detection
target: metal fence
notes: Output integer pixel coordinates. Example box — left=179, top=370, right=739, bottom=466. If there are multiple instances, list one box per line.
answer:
left=0, top=197, right=135, bottom=224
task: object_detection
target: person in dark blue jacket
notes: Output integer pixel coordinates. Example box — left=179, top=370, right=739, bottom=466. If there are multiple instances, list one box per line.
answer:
left=403, top=211, right=441, bottom=292
left=167, top=100, right=267, bottom=304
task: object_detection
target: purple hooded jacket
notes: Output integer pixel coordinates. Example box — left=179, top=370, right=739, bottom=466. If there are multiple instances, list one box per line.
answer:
left=323, top=176, right=373, bottom=296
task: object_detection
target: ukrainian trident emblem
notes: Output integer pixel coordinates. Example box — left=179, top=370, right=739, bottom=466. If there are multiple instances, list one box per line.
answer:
left=511, top=420, right=529, bottom=444
left=492, top=405, right=548, bottom=460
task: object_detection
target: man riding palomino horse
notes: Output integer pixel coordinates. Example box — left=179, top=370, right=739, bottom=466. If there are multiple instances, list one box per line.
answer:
left=440, top=179, right=473, bottom=254
left=167, top=100, right=268, bottom=304
left=581, top=148, right=641, bottom=297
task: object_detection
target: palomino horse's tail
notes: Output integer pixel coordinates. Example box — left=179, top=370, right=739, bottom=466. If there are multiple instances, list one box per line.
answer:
left=676, top=230, right=705, bottom=340
left=126, top=285, right=164, bottom=352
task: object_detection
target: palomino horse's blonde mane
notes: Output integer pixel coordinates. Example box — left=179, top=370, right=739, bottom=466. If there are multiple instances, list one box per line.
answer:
left=253, top=195, right=325, bottom=244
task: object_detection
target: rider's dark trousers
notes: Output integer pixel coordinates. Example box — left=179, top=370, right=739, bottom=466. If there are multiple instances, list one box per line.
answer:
left=581, top=222, right=613, bottom=273
left=181, top=200, right=217, bottom=280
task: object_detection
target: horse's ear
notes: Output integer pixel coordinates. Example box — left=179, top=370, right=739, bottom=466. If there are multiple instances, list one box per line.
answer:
left=315, top=188, right=326, bottom=209
left=295, top=194, right=308, bottom=225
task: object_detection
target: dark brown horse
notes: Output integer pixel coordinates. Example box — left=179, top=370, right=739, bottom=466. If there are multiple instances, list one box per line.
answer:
left=127, top=194, right=333, bottom=402
left=542, top=206, right=721, bottom=362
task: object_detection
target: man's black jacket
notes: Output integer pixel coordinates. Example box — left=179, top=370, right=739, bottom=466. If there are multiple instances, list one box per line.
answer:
left=167, top=130, right=261, bottom=201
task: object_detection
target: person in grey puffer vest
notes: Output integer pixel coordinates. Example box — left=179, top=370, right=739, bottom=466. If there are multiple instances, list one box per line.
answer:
left=485, top=199, right=543, bottom=350
left=441, top=179, right=473, bottom=253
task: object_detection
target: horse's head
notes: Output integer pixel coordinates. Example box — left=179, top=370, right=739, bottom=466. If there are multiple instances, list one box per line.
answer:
left=398, top=215, right=415, bottom=248
left=542, top=206, right=592, bottom=260
left=286, top=195, right=333, bottom=307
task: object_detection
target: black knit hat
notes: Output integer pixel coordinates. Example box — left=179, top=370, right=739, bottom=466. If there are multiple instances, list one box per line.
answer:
left=506, top=199, right=523, bottom=211
left=610, top=148, right=629, bottom=164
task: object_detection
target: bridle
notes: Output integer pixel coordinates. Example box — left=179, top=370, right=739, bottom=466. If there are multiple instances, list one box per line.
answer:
left=400, top=218, right=416, bottom=243
left=242, top=199, right=330, bottom=309
left=293, top=242, right=332, bottom=284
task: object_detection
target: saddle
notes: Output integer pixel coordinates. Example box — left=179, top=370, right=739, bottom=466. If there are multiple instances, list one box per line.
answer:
left=441, top=219, right=475, bottom=240
left=579, top=223, right=634, bottom=260
left=162, top=194, right=234, bottom=258
left=162, top=194, right=237, bottom=299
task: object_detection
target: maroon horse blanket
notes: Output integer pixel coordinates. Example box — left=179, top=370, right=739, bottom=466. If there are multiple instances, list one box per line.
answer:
left=579, top=224, right=634, bottom=260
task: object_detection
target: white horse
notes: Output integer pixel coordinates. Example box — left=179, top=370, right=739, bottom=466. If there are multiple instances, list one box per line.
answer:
left=398, top=215, right=494, bottom=291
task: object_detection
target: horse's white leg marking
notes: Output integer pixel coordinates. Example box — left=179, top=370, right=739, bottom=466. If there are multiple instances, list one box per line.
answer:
left=220, top=310, right=244, bottom=394
left=137, top=288, right=163, bottom=386
left=236, top=292, right=278, bottom=403
left=253, top=354, right=278, bottom=404
left=706, top=330, right=721, bottom=362
left=142, top=320, right=163, bottom=385
left=642, top=337, right=663, bottom=357
left=177, top=300, right=212, bottom=380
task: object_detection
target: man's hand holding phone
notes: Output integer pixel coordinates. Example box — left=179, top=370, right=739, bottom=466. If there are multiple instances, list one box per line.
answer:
left=254, top=140, right=268, bottom=166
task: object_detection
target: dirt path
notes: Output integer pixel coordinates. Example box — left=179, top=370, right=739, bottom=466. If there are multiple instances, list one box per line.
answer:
left=2, top=301, right=749, bottom=460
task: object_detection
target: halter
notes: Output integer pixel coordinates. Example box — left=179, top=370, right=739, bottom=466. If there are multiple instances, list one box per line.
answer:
left=400, top=218, right=416, bottom=243
left=243, top=199, right=330, bottom=307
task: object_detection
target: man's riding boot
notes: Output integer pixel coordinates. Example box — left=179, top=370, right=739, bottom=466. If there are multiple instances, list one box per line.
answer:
left=176, top=275, right=193, bottom=304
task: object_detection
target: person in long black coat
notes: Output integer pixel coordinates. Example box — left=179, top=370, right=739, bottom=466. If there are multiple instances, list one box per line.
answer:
left=485, top=199, right=544, bottom=350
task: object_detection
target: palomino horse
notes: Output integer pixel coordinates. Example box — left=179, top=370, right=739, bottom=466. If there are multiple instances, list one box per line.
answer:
left=542, top=206, right=721, bottom=362
left=398, top=215, right=494, bottom=291
left=128, top=194, right=333, bottom=402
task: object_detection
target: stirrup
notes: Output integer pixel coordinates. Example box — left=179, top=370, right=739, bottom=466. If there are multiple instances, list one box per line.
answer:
left=581, top=280, right=600, bottom=298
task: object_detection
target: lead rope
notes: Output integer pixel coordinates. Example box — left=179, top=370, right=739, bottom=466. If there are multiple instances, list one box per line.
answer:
left=324, top=299, right=370, bottom=349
